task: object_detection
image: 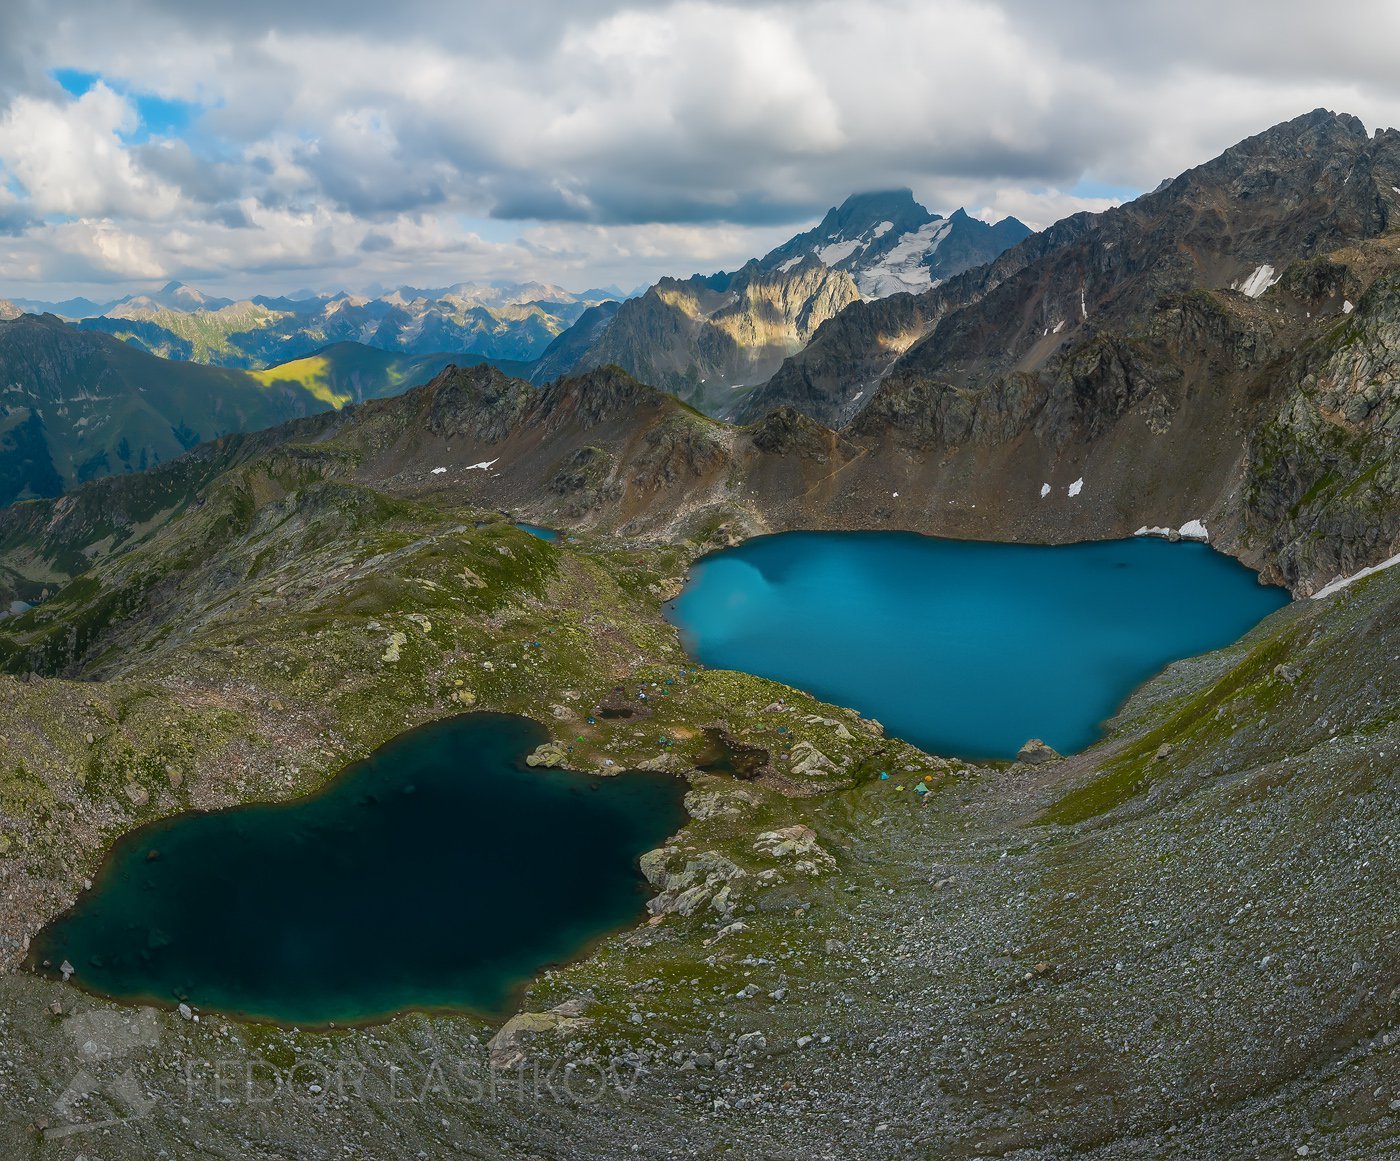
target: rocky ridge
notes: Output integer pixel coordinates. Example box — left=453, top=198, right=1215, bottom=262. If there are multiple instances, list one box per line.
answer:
left=744, top=109, right=1400, bottom=429
left=551, top=191, right=1028, bottom=415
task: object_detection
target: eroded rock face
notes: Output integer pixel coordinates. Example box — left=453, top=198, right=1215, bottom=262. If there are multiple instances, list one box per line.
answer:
left=1243, top=272, right=1400, bottom=590
left=682, top=784, right=761, bottom=821
left=752, top=825, right=836, bottom=873
left=787, top=740, right=839, bottom=778
left=641, top=849, right=746, bottom=918
left=569, top=261, right=860, bottom=415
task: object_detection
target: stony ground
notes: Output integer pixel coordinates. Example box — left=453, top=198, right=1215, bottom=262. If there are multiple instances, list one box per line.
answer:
left=0, top=490, right=1394, bottom=1158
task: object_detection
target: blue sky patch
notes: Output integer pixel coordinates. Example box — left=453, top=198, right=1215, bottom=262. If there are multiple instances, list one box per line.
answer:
left=51, top=67, right=198, bottom=143
left=1068, top=178, right=1144, bottom=203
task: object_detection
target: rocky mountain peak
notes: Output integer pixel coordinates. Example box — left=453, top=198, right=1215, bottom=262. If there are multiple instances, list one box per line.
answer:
left=811, top=189, right=934, bottom=242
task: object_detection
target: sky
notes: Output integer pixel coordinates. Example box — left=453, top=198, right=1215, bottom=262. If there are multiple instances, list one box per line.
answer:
left=0, top=0, right=1398, bottom=301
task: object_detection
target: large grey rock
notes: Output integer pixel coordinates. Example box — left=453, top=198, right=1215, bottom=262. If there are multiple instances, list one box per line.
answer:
left=487, top=999, right=592, bottom=1070
left=1016, top=739, right=1062, bottom=765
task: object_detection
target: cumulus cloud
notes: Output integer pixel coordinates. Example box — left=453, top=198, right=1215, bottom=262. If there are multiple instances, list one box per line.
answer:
left=0, top=0, right=1395, bottom=296
left=0, top=84, right=182, bottom=220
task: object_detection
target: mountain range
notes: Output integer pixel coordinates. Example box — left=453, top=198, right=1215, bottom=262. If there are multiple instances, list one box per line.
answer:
left=60, top=280, right=615, bottom=369
left=0, top=194, right=1030, bottom=501
left=3, top=111, right=1395, bottom=599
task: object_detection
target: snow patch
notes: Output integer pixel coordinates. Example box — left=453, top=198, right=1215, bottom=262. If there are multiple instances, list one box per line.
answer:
left=1067, top=477, right=1084, bottom=498
left=1039, top=483, right=1050, bottom=498
left=1052, top=319, right=1065, bottom=334
left=1235, top=264, right=1279, bottom=298
left=1133, top=521, right=1208, bottom=541
left=871, top=220, right=894, bottom=239
left=776, top=255, right=802, bottom=273
left=465, top=459, right=498, bottom=471
left=1342, top=299, right=1355, bottom=314
left=817, top=239, right=862, bottom=266
left=1080, top=286, right=1088, bottom=319
left=1311, top=550, right=1400, bottom=600
left=855, top=218, right=954, bottom=298
left=430, top=467, right=447, bottom=475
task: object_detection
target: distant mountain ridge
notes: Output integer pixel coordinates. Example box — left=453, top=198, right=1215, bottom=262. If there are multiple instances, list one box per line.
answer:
left=0, top=316, right=461, bottom=505
left=10, top=280, right=621, bottom=371
left=537, top=191, right=1029, bottom=413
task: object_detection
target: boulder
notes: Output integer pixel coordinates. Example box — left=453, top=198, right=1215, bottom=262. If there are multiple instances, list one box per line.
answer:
left=788, top=741, right=840, bottom=777
left=487, top=1000, right=592, bottom=1070
left=1016, top=738, right=1062, bottom=765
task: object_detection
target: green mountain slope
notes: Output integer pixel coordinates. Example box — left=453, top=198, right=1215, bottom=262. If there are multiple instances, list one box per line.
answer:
left=0, top=318, right=460, bottom=506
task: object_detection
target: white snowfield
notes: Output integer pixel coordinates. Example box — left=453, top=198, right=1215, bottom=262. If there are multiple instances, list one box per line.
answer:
left=1133, top=520, right=1209, bottom=542
left=781, top=215, right=961, bottom=300
left=1235, top=264, right=1280, bottom=298
left=1311, top=550, right=1400, bottom=600
left=816, top=239, right=861, bottom=266
left=1067, top=477, right=1084, bottom=497
left=855, top=218, right=954, bottom=298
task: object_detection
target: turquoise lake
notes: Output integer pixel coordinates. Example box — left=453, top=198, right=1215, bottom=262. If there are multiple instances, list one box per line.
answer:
left=30, top=713, right=685, bottom=1026
left=514, top=522, right=560, bottom=542
left=669, top=532, right=1290, bottom=760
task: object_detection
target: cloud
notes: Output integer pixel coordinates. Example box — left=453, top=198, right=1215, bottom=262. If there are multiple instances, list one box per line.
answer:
left=0, top=0, right=1393, bottom=296
left=0, top=84, right=182, bottom=219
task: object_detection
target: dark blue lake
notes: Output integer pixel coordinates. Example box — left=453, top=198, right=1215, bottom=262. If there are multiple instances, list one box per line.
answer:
left=670, top=532, right=1289, bottom=760
left=30, top=713, right=684, bottom=1026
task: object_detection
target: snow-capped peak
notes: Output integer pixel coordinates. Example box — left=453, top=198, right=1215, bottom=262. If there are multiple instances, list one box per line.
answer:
left=758, top=191, right=1030, bottom=301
